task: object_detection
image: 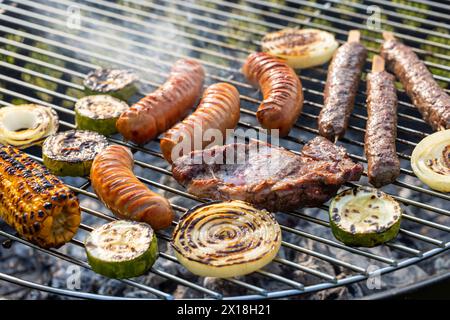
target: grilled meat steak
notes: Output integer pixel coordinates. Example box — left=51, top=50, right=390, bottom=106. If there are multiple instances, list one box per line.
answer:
left=172, top=136, right=363, bottom=212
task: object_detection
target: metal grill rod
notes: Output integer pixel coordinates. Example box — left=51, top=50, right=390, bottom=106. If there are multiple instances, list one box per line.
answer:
left=158, top=0, right=450, bottom=64
left=366, top=0, right=450, bottom=18
left=207, top=0, right=450, bottom=51
left=14, top=0, right=449, bottom=114
left=122, top=0, right=450, bottom=58
left=324, top=0, right=450, bottom=32
left=1, top=4, right=444, bottom=117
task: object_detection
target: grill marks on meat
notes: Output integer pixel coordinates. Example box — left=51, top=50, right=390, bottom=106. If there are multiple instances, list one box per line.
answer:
left=365, top=64, right=400, bottom=187
left=381, top=39, right=450, bottom=131
left=242, top=52, right=303, bottom=137
left=116, top=59, right=205, bottom=144
left=172, top=137, right=363, bottom=212
left=318, top=41, right=367, bottom=140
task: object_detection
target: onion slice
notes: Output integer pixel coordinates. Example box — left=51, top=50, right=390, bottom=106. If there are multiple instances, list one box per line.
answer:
left=411, top=129, right=450, bottom=192
left=261, top=28, right=338, bottom=69
left=0, top=104, right=58, bottom=148
left=171, top=201, right=282, bottom=278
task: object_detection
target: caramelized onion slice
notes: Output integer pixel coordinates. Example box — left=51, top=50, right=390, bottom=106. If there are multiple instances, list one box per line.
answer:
left=411, top=129, right=450, bottom=192
left=171, top=201, right=282, bottom=278
left=0, top=104, right=58, bottom=148
left=261, top=28, right=338, bottom=69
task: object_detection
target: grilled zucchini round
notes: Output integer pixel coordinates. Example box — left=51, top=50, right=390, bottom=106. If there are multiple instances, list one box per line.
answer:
left=43, top=130, right=109, bottom=177
left=411, top=129, right=450, bottom=192
left=85, top=220, right=158, bottom=279
left=75, top=95, right=129, bottom=136
left=0, top=104, right=58, bottom=149
left=172, top=201, right=281, bottom=278
left=261, top=28, right=338, bottom=69
left=83, top=68, right=138, bottom=101
left=329, top=187, right=402, bottom=247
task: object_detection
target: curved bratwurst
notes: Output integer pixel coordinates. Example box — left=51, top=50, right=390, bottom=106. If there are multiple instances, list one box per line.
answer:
left=91, top=145, right=174, bottom=230
left=242, top=52, right=303, bottom=137
left=116, top=59, right=205, bottom=144
left=160, top=82, right=240, bottom=163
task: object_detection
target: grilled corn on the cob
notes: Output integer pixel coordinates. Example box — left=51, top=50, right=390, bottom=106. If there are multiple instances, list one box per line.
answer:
left=0, top=144, right=81, bottom=248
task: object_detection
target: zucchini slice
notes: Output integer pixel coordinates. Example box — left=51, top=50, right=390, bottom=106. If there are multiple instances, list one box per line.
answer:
left=83, top=68, right=138, bottom=101
left=75, top=95, right=129, bottom=136
left=172, top=201, right=282, bottom=278
left=411, top=129, right=450, bottom=192
left=85, top=220, right=158, bottom=279
left=261, top=28, right=338, bottom=69
left=0, top=104, right=58, bottom=149
left=43, top=130, right=109, bottom=177
left=329, top=187, right=402, bottom=247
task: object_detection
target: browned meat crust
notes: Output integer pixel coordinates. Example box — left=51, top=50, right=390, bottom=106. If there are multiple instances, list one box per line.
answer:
left=172, top=136, right=363, bottom=212
left=365, top=70, right=400, bottom=187
left=318, top=42, right=367, bottom=140
left=242, top=52, right=303, bottom=137
left=381, top=39, right=450, bottom=131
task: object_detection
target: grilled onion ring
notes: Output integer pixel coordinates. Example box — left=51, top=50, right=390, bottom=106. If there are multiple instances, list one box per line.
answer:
left=171, top=200, right=281, bottom=278
left=411, top=129, right=450, bottom=192
left=0, top=104, right=58, bottom=148
left=262, top=28, right=338, bottom=69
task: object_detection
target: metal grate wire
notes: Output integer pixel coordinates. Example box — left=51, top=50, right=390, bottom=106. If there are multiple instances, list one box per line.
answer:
left=0, top=0, right=448, bottom=300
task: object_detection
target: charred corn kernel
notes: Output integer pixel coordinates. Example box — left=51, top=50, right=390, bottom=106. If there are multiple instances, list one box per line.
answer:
left=0, top=145, right=81, bottom=248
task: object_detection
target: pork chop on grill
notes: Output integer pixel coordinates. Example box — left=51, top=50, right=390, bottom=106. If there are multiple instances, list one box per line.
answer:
left=172, top=136, right=363, bottom=212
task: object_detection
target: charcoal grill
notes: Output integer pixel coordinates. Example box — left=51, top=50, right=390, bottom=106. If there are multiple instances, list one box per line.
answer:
left=0, top=0, right=449, bottom=300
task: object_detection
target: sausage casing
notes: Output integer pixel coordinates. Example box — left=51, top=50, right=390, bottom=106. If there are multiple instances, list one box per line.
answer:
left=365, top=70, right=400, bottom=187
left=242, top=52, right=303, bottom=137
left=318, top=42, right=367, bottom=140
left=91, top=145, right=174, bottom=230
left=381, top=39, right=450, bottom=131
left=160, top=82, right=240, bottom=163
left=116, top=59, right=205, bottom=144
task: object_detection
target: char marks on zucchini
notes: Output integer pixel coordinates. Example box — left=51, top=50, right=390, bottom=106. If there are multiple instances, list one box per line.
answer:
left=75, top=95, right=129, bottom=136
left=43, top=130, right=109, bottom=177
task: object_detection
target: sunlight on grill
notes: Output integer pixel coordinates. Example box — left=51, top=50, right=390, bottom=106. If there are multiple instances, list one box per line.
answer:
left=0, top=0, right=448, bottom=300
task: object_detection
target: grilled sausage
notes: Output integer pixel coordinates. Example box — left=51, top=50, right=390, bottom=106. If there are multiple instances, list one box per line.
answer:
left=380, top=33, right=450, bottom=131
left=242, top=52, right=303, bottom=137
left=160, top=83, right=240, bottom=163
left=116, top=59, right=205, bottom=144
left=365, top=56, right=400, bottom=187
left=318, top=30, right=367, bottom=141
left=91, top=145, right=174, bottom=230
